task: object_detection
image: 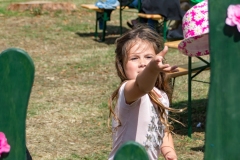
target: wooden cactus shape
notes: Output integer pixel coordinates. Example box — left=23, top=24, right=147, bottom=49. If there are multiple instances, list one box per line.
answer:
left=0, top=48, right=34, bottom=159
left=205, top=0, right=240, bottom=159
left=114, top=141, right=149, bottom=160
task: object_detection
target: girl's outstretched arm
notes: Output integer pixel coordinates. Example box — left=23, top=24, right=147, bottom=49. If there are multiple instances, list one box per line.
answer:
left=161, top=132, right=177, bottom=160
left=124, top=46, right=178, bottom=104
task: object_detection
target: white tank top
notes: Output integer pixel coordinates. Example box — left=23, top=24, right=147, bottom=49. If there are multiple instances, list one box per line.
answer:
left=109, top=82, right=170, bottom=160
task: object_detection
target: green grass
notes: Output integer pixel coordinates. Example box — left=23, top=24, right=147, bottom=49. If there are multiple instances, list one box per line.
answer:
left=0, top=0, right=209, bottom=159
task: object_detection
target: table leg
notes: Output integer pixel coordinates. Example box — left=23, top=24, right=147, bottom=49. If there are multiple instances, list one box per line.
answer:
left=188, top=56, right=192, bottom=137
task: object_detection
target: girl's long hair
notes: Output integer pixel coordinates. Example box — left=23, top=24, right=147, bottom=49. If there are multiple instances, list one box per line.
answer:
left=109, top=25, right=184, bottom=132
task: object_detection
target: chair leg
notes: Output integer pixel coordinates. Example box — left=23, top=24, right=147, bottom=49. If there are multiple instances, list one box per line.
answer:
left=172, top=77, right=176, bottom=91
left=102, top=11, right=108, bottom=42
left=97, top=10, right=113, bottom=42
left=95, top=12, right=99, bottom=39
left=163, top=19, right=167, bottom=42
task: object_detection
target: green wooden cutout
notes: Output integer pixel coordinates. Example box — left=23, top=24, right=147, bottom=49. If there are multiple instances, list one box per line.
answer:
left=0, top=48, right=34, bottom=160
left=205, top=0, right=240, bottom=159
left=114, top=141, right=149, bottom=160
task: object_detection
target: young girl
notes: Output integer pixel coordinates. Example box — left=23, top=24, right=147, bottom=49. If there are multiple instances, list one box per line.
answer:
left=108, top=25, right=179, bottom=160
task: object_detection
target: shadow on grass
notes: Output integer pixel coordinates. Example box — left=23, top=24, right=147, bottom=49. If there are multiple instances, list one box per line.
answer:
left=171, top=98, right=208, bottom=136
left=191, top=145, right=205, bottom=152
left=75, top=25, right=131, bottom=44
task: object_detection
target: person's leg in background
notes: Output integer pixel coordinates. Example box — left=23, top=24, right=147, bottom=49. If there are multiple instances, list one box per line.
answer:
left=126, top=0, right=142, bottom=28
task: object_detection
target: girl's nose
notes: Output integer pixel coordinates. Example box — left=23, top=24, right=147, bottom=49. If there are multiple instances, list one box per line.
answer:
left=139, top=59, right=147, bottom=67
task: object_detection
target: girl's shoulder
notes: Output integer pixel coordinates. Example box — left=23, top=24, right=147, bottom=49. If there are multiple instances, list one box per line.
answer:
left=118, top=81, right=148, bottom=107
left=119, top=81, right=128, bottom=93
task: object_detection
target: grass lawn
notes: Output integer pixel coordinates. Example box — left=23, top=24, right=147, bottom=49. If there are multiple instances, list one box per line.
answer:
left=0, top=0, right=210, bottom=159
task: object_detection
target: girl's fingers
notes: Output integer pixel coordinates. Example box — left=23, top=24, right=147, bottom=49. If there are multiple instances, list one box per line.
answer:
left=160, top=64, right=170, bottom=69
left=160, top=64, right=178, bottom=70
left=170, top=65, right=179, bottom=72
left=158, top=46, right=168, bottom=57
left=162, top=65, right=179, bottom=72
left=156, top=48, right=179, bottom=72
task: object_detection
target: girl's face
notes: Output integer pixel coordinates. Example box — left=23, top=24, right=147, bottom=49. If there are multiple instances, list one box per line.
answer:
left=123, top=40, right=156, bottom=80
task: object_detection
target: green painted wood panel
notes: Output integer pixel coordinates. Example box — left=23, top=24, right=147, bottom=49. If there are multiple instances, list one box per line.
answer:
left=205, top=0, right=240, bottom=159
left=0, top=48, right=34, bottom=160
left=114, top=141, right=149, bottom=160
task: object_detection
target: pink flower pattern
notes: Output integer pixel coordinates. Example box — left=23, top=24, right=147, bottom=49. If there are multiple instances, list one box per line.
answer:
left=183, top=2, right=208, bottom=40
left=0, top=132, right=10, bottom=157
left=225, top=4, right=240, bottom=32
left=178, top=1, right=209, bottom=57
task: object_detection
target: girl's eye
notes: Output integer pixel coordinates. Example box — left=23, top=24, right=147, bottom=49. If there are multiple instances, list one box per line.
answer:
left=130, top=57, right=138, bottom=61
left=146, top=56, right=153, bottom=59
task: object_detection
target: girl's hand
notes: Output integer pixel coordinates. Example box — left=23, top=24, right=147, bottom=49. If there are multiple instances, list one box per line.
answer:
left=161, top=132, right=178, bottom=160
left=164, top=151, right=178, bottom=160
left=152, top=46, right=178, bottom=72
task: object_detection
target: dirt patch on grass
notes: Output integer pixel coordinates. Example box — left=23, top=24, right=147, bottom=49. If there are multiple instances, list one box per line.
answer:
left=8, top=1, right=77, bottom=12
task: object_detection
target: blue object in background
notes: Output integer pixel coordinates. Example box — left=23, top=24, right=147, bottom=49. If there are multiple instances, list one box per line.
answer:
left=128, top=0, right=141, bottom=8
left=95, top=0, right=120, bottom=9
left=99, top=19, right=104, bottom=30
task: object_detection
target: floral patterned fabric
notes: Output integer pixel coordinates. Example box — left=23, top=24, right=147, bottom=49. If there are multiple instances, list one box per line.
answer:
left=143, top=105, right=165, bottom=153
left=178, top=0, right=209, bottom=57
left=225, top=4, right=240, bottom=32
